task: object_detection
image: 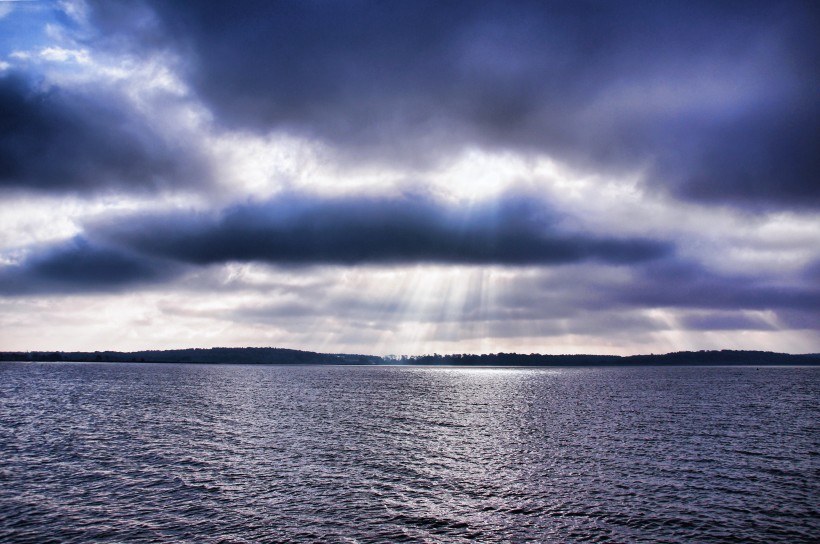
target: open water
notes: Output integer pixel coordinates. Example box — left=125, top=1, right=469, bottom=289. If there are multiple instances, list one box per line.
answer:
left=0, top=362, right=817, bottom=543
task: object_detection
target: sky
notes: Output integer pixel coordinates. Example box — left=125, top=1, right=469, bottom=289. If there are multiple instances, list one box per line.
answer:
left=0, top=0, right=818, bottom=356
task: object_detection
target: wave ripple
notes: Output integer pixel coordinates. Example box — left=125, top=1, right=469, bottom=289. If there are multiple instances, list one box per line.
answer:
left=1, top=363, right=818, bottom=543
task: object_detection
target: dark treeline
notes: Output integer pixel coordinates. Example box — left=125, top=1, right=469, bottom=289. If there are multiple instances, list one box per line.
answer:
left=0, top=347, right=380, bottom=365
left=1, top=348, right=818, bottom=366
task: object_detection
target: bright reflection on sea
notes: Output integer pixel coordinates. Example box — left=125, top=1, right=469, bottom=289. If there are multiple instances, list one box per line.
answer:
left=1, top=363, right=817, bottom=543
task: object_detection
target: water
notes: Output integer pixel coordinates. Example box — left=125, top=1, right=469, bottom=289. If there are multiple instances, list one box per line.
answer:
left=0, top=362, right=817, bottom=543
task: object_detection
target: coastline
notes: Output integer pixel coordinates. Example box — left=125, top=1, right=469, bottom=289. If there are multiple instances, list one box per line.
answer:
left=3, top=348, right=819, bottom=367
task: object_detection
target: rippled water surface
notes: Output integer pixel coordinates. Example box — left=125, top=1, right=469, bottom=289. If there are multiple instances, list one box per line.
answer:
left=1, top=363, right=818, bottom=543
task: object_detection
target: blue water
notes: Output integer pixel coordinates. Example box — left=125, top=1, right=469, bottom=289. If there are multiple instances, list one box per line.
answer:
left=1, top=362, right=818, bottom=542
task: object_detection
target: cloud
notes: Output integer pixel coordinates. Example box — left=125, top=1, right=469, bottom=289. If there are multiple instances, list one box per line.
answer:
left=679, top=312, right=776, bottom=332
left=38, top=47, right=91, bottom=64
left=0, top=236, right=180, bottom=295
left=612, top=260, right=820, bottom=313
left=0, top=71, right=207, bottom=194
left=800, top=258, right=820, bottom=282
left=0, top=6, right=12, bottom=21
left=89, top=192, right=672, bottom=266
left=86, top=0, right=820, bottom=209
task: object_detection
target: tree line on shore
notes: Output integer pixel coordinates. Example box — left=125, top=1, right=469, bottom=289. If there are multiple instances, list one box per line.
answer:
left=1, top=348, right=818, bottom=366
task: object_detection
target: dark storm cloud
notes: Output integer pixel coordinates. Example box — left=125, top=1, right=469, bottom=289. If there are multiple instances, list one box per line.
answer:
left=89, top=193, right=672, bottom=266
left=0, top=72, right=206, bottom=193
left=0, top=237, right=180, bottom=295
left=88, top=0, right=820, bottom=208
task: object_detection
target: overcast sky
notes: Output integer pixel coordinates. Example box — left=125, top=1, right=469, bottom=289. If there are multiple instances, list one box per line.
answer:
left=1, top=0, right=818, bottom=355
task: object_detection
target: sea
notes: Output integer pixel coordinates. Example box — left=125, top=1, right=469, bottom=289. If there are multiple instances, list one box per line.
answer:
left=0, top=362, right=817, bottom=543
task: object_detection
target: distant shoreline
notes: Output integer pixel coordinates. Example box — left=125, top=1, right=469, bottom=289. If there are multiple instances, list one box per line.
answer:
left=2, top=348, right=818, bottom=367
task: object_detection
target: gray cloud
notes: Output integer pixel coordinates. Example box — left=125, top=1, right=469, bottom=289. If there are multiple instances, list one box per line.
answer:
left=801, top=258, right=820, bottom=282
left=230, top=298, right=672, bottom=340
left=0, top=236, right=180, bottom=295
left=0, top=72, right=207, bottom=194
left=89, top=192, right=672, bottom=266
left=613, top=260, right=820, bottom=313
left=88, top=0, right=820, bottom=208
left=679, top=312, right=777, bottom=332
left=5, top=192, right=814, bottom=336
left=201, top=261, right=818, bottom=339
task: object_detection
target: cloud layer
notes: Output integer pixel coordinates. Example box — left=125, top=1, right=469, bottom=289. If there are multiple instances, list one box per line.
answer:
left=0, top=72, right=206, bottom=194
left=91, top=193, right=671, bottom=266
left=0, top=192, right=670, bottom=295
left=90, top=0, right=820, bottom=208
left=0, top=236, right=178, bottom=295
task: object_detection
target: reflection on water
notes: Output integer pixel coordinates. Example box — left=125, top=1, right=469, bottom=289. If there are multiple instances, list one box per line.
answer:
left=0, top=363, right=817, bottom=542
